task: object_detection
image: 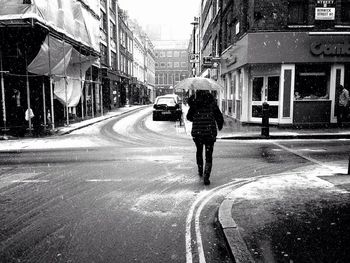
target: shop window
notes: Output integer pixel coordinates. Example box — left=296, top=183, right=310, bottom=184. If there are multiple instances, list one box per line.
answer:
left=341, top=0, right=350, bottom=23
left=231, top=74, right=236, bottom=114
left=252, top=77, right=264, bottom=101
left=267, top=76, right=279, bottom=101
left=288, top=0, right=308, bottom=24
left=294, top=65, right=330, bottom=100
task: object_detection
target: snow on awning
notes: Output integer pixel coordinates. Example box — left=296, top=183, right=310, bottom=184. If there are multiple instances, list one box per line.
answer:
left=28, top=35, right=97, bottom=107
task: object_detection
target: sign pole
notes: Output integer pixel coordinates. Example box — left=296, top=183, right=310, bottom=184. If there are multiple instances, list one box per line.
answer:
left=0, top=50, right=7, bottom=137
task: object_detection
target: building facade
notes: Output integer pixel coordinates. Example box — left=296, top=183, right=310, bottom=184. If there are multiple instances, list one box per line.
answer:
left=0, top=0, right=100, bottom=135
left=198, top=0, right=350, bottom=127
left=117, top=7, right=134, bottom=106
left=145, top=38, right=156, bottom=103
left=154, top=40, right=190, bottom=97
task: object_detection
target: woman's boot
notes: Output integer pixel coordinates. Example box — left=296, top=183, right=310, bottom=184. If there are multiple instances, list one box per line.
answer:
left=198, top=165, right=203, bottom=177
left=203, top=163, right=212, bottom=185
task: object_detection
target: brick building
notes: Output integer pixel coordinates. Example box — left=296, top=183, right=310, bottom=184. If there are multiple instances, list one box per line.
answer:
left=201, top=0, right=350, bottom=127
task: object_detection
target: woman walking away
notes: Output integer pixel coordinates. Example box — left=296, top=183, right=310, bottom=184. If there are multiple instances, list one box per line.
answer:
left=187, top=90, right=223, bottom=185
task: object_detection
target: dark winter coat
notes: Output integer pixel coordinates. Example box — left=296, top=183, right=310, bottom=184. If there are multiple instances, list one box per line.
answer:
left=186, top=92, right=223, bottom=142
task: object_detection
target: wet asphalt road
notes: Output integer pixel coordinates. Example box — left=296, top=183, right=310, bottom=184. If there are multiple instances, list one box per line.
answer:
left=0, top=107, right=349, bottom=263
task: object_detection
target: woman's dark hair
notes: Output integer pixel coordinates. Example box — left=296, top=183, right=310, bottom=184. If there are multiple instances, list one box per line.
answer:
left=194, top=90, right=215, bottom=108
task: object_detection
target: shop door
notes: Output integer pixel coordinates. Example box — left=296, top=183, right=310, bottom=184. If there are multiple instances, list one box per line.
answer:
left=251, top=76, right=280, bottom=122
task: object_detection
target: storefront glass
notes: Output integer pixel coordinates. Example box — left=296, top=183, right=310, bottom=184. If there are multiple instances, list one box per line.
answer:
left=294, top=64, right=330, bottom=100
left=251, top=76, right=279, bottom=119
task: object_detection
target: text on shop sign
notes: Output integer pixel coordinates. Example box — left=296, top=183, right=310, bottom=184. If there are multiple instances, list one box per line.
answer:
left=311, top=42, right=350, bottom=56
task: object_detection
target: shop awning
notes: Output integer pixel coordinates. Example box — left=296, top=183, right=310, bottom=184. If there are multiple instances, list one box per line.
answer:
left=27, top=35, right=97, bottom=107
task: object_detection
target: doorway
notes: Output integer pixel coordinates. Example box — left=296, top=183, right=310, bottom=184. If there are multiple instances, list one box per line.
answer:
left=250, top=76, right=280, bottom=122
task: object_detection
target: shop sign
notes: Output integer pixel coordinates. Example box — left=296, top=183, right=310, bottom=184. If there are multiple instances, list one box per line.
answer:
left=310, top=41, right=350, bottom=56
left=315, top=0, right=335, bottom=20
left=202, top=56, right=213, bottom=68
left=315, top=8, right=335, bottom=20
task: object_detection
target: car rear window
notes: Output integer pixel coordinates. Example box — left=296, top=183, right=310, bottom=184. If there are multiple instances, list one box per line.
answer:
left=156, top=98, right=176, bottom=106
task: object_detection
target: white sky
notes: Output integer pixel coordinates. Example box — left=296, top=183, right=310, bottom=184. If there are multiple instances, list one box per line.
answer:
left=117, top=0, right=200, bottom=40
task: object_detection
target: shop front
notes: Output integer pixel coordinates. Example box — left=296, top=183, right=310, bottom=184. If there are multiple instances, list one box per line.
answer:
left=221, top=32, right=350, bottom=127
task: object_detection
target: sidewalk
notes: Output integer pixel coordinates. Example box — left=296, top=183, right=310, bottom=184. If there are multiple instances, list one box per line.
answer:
left=0, top=105, right=146, bottom=140
left=218, top=168, right=350, bottom=263
left=181, top=104, right=350, bottom=140
left=2, top=104, right=350, bottom=141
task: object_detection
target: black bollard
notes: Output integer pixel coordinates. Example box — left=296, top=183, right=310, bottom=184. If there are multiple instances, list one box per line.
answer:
left=261, top=102, right=270, bottom=137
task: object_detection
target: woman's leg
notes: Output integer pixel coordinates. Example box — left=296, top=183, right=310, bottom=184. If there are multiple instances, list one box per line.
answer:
left=194, top=139, right=204, bottom=176
left=203, top=142, right=214, bottom=185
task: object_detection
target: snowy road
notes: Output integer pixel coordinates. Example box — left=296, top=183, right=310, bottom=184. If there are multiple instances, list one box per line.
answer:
left=0, top=107, right=349, bottom=263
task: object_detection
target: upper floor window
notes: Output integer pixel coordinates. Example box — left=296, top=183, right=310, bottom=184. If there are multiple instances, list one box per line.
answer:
left=181, top=51, right=187, bottom=57
left=100, top=0, right=107, bottom=10
left=341, top=0, right=350, bottom=23
left=110, top=0, right=116, bottom=13
left=100, top=11, right=107, bottom=31
left=120, top=30, right=126, bottom=47
left=111, top=51, right=117, bottom=70
left=167, top=62, right=173, bottom=68
left=110, top=23, right=116, bottom=40
left=181, top=62, right=187, bottom=68
left=288, top=0, right=308, bottom=24
left=167, top=51, right=173, bottom=57
left=100, top=43, right=108, bottom=65
left=173, top=51, right=180, bottom=57
left=160, top=51, right=166, bottom=57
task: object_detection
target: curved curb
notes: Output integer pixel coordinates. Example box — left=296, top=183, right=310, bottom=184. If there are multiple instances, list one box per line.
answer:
left=218, top=199, right=255, bottom=263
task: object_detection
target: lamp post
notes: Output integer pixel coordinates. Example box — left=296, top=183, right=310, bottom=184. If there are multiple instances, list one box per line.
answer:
left=191, top=17, right=199, bottom=77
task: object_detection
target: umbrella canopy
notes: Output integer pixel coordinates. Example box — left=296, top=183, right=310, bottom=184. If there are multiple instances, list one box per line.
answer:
left=174, top=77, right=224, bottom=91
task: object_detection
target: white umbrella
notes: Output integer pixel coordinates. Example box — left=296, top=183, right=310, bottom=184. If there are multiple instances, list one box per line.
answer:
left=174, top=77, right=224, bottom=91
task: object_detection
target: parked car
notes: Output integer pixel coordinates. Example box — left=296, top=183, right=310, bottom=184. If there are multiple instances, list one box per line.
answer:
left=153, top=95, right=182, bottom=121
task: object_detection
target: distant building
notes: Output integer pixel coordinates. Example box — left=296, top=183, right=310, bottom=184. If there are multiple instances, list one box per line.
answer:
left=154, top=40, right=190, bottom=97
